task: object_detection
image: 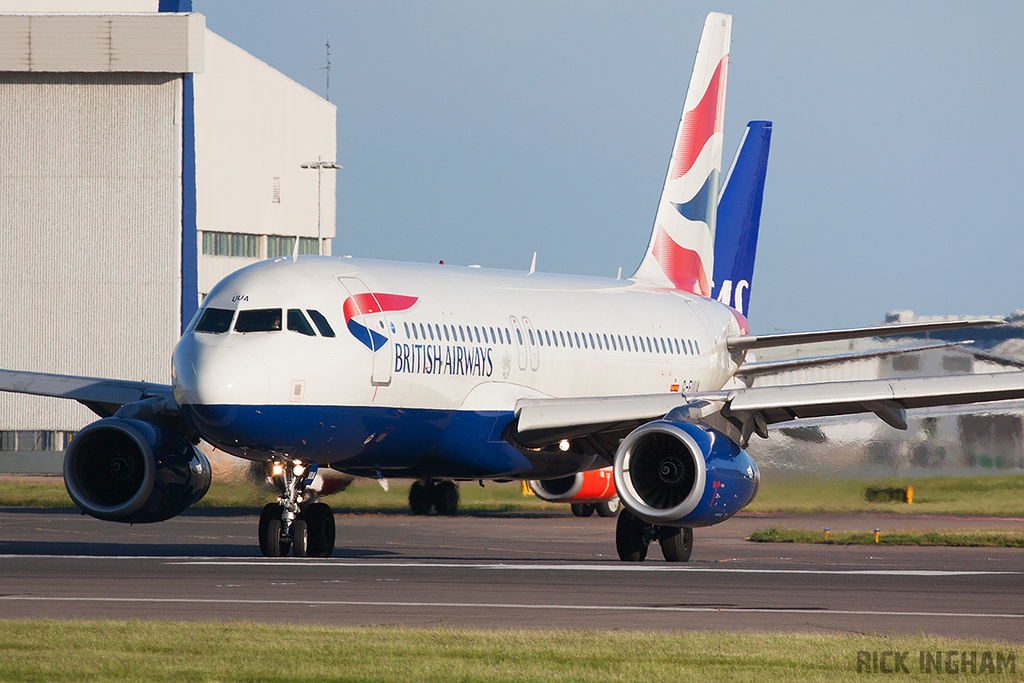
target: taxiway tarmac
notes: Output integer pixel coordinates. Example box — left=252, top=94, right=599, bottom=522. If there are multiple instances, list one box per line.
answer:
left=0, top=507, right=1020, bottom=641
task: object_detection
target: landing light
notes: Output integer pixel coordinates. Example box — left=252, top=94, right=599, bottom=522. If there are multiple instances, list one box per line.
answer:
left=293, top=464, right=305, bottom=477
left=272, top=463, right=283, bottom=476
left=558, top=439, right=571, bottom=452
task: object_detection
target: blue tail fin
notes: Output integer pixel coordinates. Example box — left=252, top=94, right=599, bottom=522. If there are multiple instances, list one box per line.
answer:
left=711, top=120, right=772, bottom=318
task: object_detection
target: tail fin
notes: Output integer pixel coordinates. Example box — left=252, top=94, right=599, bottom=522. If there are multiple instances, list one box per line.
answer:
left=712, top=120, right=772, bottom=318
left=631, top=12, right=731, bottom=295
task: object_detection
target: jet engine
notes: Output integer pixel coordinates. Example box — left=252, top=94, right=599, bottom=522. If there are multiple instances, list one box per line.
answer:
left=528, top=466, right=616, bottom=503
left=613, top=421, right=758, bottom=527
left=64, top=417, right=211, bottom=524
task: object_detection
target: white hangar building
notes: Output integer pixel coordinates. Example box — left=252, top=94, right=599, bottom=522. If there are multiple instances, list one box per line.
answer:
left=0, top=0, right=337, bottom=465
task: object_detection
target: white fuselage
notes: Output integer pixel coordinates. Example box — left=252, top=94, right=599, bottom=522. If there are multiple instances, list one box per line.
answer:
left=171, top=256, right=746, bottom=478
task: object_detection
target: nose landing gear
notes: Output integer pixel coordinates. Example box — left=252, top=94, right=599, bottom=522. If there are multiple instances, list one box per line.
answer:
left=258, top=458, right=336, bottom=558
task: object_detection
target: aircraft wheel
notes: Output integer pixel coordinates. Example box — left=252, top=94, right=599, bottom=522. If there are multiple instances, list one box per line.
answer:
left=615, top=509, right=648, bottom=562
left=596, top=499, right=620, bottom=517
left=259, top=503, right=285, bottom=557
left=409, top=480, right=433, bottom=515
left=434, top=480, right=460, bottom=516
left=659, top=526, right=693, bottom=562
left=304, top=502, right=335, bottom=558
left=291, top=519, right=309, bottom=558
left=571, top=503, right=596, bottom=517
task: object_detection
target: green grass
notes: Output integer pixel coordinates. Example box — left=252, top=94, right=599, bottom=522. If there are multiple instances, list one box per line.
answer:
left=745, top=473, right=1024, bottom=516
left=0, top=621, right=1018, bottom=682
left=748, top=525, right=1024, bottom=547
left=4, top=473, right=1024, bottom=517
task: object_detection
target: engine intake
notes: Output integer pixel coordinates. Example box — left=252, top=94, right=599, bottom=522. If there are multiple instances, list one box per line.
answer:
left=613, top=421, right=758, bottom=527
left=64, top=418, right=211, bottom=524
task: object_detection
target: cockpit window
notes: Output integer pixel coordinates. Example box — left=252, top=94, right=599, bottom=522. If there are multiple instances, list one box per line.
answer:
left=287, top=309, right=316, bottom=336
left=235, top=308, right=282, bottom=333
left=307, top=309, right=335, bottom=338
left=194, top=307, right=234, bottom=333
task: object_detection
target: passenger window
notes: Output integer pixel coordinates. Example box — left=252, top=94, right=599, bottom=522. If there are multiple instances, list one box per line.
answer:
left=459, top=326, right=466, bottom=342
left=420, top=323, right=427, bottom=340
left=235, top=308, right=283, bottom=333
left=516, top=328, right=523, bottom=344
left=559, top=331, right=565, bottom=347
left=443, top=325, right=450, bottom=341
left=474, top=326, right=481, bottom=343
left=435, top=324, right=442, bottom=340
left=604, top=334, right=610, bottom=350
left=544, top=330, right=551, bottom=346
left=582, top=334, right=588, bottom=349
left=404, top=322, right=411, bottom=338
left=674, top=339, right=680, bottom=354
left=489, top=326, right=496, bottom=343
left=428, top=325, right=434, bottom=341
left=412, top=324, right=419, bottom=340
left=694, top=341, right=700, bottom=355
left=195, top=307, right=234, bottom=334
left=596, top=334, right=602, bottom=350
left=574, top=332, right=580, bottom=348
left=287, top=309, right=316, bottom=336
left=307, top=310, right=335, bottom=337
left=528, top=329, right=535, bottom=345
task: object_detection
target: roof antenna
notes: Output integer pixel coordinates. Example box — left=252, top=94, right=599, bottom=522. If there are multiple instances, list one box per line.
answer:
left=528, top=252, right=536, bottom=276
left=322, top=34, right=331, bottom=101
left=616, top=266, right=622, bottom=280
left=292, top=233, right=300, bottom=261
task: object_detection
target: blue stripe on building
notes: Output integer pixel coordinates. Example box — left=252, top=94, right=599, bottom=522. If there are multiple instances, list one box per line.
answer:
left=179, top=73, right=198, bottom=332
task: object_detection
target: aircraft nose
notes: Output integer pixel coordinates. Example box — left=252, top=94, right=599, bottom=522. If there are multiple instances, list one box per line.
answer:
left=173, top=336, right=269, bottom=407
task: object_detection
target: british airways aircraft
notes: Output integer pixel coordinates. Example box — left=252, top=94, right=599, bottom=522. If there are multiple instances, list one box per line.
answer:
left=3, top=13, right=1023, bottom=562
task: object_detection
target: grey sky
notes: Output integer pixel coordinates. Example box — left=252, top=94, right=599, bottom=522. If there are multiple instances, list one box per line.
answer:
left=196, top=2, right=1024, bottom=332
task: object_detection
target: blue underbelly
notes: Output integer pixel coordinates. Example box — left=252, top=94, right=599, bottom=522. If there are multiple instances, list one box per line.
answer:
left=180, top=403, right=538, bottom=478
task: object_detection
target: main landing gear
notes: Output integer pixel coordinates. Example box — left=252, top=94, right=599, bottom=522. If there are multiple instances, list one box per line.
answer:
left=570, top=499, right=620, bottom=518
left=258, top=459, right=335, bottom=558
left=615, top=509, right=693, bottom=562
left=408, top=479, right=460, bottom=516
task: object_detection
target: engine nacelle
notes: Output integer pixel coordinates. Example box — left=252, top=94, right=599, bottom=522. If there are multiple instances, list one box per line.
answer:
left=64, top=417, right=212, bottom=524
left=613, top=421, right=759, bottom=527
left=528, top=466, right=616, bottom=503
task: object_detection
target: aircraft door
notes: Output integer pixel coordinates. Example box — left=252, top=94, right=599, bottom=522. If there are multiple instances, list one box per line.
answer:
left=337, top=276, right=394, bottom=386
left=509, top=315, right=527, bottom=371
left=522, top=316, right=540, bottom=371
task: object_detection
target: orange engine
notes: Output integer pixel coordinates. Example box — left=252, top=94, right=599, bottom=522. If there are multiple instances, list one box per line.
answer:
left=528, top=466, right=617, bottom=503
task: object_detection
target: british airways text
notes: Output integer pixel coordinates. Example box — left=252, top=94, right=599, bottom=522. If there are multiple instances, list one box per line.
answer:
left=394, top=343, right=494, bottom=377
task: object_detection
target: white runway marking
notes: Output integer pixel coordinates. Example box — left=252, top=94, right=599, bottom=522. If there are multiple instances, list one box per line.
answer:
left=166, top=560, right=1022, bottom=577
left=0, top=595, right=1019, bottom=620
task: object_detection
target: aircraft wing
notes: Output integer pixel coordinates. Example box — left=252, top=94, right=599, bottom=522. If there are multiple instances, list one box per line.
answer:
left=727, top=318, right=1004, bottom=351
left=735, top=341, right=969, bottom=380
left=510, top=371, right=1024, bottom=452
left=0, top=369, right=172, bottom=418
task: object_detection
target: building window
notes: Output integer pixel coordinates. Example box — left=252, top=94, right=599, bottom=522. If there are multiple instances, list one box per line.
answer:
left=202, top=231, right=260, bottom=257
left=266, top=235, right=293, bottom=258
left=0, top=430, right=74, bottom=452
left=272, top=177, right=281, bottom=203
